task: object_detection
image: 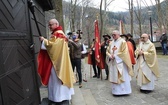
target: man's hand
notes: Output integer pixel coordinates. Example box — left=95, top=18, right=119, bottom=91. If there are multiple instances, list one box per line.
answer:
left=39, top=36, right=45, bottom=41
left=68, top=39, right=73, bottom=42
left=110, top=54, right=115, bottom=60
left=160, top=40, right=162, bottom=43
left=50, top=35, right=56, bottom=38
left=139, top=50, right=143, bottom=55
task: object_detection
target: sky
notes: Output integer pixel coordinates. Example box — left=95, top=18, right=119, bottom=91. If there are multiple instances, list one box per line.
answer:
left=90, top=0, right=165, bottom=12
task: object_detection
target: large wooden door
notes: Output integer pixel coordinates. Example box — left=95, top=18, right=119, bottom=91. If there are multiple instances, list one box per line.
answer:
left=0, top=0, right=40, bottom=105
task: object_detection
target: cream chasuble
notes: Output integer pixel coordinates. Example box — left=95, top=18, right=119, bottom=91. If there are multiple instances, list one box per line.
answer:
left=135, top=39, right=160, bottom=90
left=106, top=37, right=134, bottom=95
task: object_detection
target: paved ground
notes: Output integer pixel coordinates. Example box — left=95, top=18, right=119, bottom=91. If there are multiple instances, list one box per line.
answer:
left=40, top=53, right=168, bottom=105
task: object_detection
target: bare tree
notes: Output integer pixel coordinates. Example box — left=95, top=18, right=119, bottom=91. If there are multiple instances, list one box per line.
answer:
left=99, top=0, right=103, bottom=39
left=69, top=0, right=77, bottom=32
left=141, top=0, right=164, bottom=34
left=66, top=0, right=91, bottom=33
left=54, top=0, right=64, bottom=31
left=100, top=0, right=114, bottom=39
left=134, top=0, right=142, bottom=36
left=103, top=0, right=115, bottom=35
left=155, top=0, right=163, bottom=33
left=128, top=0, right=134, bottom=35
left=165, top=0, right=168, bottom=33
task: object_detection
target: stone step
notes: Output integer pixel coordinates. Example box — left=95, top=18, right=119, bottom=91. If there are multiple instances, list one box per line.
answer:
left=71, top=85, right=86, bottom=105
left=40, top=85, right=98, bottom=105
left=81, top=89, right=98, bottom=105
left=71, top=85, right=98, bottom=105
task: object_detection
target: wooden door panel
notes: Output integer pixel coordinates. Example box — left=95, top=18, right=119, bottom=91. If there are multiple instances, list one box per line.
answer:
left=0, top=87, right=3, bottom=105
left=0, top=0, right=40, bottom=104
left=0, top=0, right=27, bottom=31
left=0, top=38, right=40, bottom=105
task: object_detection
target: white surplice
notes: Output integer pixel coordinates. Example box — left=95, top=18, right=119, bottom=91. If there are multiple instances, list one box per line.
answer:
left=41, top=41, right=74, bottom=102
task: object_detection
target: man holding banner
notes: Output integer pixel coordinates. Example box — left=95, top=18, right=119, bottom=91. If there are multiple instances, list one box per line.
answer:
left=88, top=20, right=104, bottom=78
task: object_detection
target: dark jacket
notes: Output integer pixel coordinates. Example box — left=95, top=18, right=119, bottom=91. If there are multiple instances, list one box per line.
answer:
left=160, top=34, right=167, bottom=44
left=68, top=40, right=82, bottom=59
left=101, top=40, right=110, bottom=60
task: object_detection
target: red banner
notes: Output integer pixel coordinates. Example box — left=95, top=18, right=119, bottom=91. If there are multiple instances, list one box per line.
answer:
left=94, top=20, right=101, bottom=63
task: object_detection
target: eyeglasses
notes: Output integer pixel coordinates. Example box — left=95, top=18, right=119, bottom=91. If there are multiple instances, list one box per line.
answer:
left=48, top=23, right=56, bottom=27
left=112, top=34, right=117, bottom=36
left=141, top=37, right=146, bottom=39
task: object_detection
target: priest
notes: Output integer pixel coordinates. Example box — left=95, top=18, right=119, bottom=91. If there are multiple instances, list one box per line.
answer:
left=134, top=33, right=160, bottom=94
left=106, top=30, right=134, bottom=95
left=38, top=19, right=75, bottom=105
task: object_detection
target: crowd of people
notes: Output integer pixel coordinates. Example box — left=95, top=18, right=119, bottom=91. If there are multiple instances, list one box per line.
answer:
left=37, top=18, right=163, bottom=105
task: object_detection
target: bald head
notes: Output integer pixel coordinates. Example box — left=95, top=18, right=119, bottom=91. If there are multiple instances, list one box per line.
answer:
left=48, top=19, right=59, bottom=31
left=141, top=33, right=149, bottom=42
left=141, top=33, right=149, bottom=38
left=49, top=19, right=59, bottom=26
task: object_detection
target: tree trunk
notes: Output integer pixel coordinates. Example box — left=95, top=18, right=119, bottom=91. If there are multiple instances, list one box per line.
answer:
left=54, top=0, right=64, bottom=31
left=155, top=0, right=162, bottom=33
left=130, top=0, right=133, bottom=35
left=134, top=0, right=142, bottom=36
left=100, top=0, right=103, bottom=40
left=128, top=0, right=134, bottom=35
left=70, top=0, right=77, bottom=32
left=166, top=0, right=168, bottom=33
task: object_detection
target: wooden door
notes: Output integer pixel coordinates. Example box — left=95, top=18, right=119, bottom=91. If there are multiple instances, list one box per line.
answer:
left=0, top=0, right=40, bottom=105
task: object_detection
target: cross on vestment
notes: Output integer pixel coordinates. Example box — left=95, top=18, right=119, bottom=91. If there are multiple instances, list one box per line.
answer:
left=111, top=46, right=117, bottom=63
left=112, top=46, right=117, bottom=54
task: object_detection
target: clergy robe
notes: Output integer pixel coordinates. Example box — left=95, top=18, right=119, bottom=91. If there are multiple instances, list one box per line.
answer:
left=38, top=26, right=75, bottom=102
left=134, top=39, right=160, bottom=90
left=106, top=37, right=134, bottom=95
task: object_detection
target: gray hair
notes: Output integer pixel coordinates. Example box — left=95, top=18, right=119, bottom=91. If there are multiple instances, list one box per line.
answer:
left=112, top=30, right=120, bottom=35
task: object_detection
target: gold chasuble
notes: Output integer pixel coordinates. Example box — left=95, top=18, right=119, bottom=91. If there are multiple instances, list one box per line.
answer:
left=43, top=30, right=75, bottom=88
